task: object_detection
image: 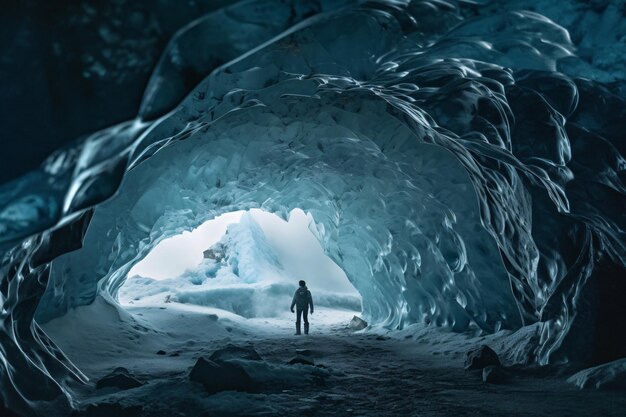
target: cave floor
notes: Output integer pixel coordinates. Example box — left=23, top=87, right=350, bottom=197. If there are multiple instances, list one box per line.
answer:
left=41, top=299, right=626, bottom=417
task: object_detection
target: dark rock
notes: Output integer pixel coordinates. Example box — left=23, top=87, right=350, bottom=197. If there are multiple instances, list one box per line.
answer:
left=288, top=357, right=315, bottom=366
left=156, top=350, right=167, bottom=355
left=482, top=365, right=507, bottom=384
left=209, top=344, right=263, bottom=362
left=189, top=357, right=253, bottom=394
left=349, top=315, right=368, bottom=330
left=465, top=345, right=501, bottom=370
left=296, top=349, right=313, bottom=356
left=95, top=367, right=142, bottom=390
left=169, top=351, right=180, bottom=357
left=375, top=335, right=390, bottom=341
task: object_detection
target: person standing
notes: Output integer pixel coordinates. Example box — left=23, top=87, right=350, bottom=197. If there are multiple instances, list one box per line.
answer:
left=290, top=280, right=314, bottom=335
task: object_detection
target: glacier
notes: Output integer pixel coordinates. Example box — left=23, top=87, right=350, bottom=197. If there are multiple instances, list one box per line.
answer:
left=1, top=0, right=625, bottom=415
left=118, top=210, right=362, bottom=316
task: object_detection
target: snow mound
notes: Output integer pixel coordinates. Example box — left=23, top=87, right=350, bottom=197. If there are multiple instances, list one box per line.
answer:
left=568, top=359, right=626, bottom=390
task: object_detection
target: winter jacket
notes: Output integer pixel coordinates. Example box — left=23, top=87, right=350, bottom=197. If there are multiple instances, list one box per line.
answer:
left=291, top=286, right=314, bottom=312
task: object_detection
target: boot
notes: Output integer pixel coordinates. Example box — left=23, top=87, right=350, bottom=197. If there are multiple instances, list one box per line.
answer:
left=295, top=322, right=301, bottom=335
left=304, top=323, right=309, bottom=335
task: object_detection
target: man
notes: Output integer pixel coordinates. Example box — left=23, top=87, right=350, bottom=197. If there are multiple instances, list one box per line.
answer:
left=290, top=280, right=314, bottom=335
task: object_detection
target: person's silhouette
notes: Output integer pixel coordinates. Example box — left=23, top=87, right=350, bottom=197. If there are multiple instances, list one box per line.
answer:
left=290, top=280, right=314, bottom=335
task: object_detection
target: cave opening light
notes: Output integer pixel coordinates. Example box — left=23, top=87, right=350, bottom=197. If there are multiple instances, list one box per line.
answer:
left=118, top=208, right=363, bottom=329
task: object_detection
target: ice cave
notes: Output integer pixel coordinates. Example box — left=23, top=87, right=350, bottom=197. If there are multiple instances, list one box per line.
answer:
left=1, top=0, right=626, bottom=416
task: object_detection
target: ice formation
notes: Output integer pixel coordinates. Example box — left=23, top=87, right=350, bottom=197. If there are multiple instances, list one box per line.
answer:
left=119, top=210, right=361, bottom=316
left=1, top=0, right=625, bottom=414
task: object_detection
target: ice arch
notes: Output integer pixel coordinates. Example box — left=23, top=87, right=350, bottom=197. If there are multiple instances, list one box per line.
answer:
left=1, top=0, right=626, bottom=415
left=39, top=100, right=514, bottom=333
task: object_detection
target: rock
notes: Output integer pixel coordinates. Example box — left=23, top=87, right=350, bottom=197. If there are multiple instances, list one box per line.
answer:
left=375, top=335, right=389, bottom=341
left=465, top=345, right=501, bottom=370
left=288, top=357, right=315, bottom=366
left=95, top=367, right=142, bottom=390
left=156, top=350, right=167, bottom=355
left=567, top=358, right=626, bottom=390
left=482, top=365, right=506, bottom=384
left=296, top=349, right=313, bottom=356
left=349, top=315, right=368, bottom=330
left=209, top=344, right=263, bottom=362
left=189, top=357, right=253, bottom=394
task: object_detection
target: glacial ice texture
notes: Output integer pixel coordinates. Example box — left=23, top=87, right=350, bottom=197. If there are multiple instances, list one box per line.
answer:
left=1, top=0, right=626, bottom=415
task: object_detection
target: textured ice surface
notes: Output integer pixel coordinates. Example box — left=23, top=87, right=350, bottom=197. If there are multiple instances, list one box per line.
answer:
left=1, top=0, right=626, bottom=414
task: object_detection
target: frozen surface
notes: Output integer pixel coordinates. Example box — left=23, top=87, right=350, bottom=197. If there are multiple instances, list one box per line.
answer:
left=128, top=210, right=245, bottom=280
left=0, top=0, right=625, bottom=415
left=38, top=298, right=626, bottom=416
left=568, top=358, right=626, bottom=390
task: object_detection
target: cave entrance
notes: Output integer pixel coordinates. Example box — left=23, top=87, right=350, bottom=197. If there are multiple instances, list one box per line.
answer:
left=118, top=208, right=362, bottom=331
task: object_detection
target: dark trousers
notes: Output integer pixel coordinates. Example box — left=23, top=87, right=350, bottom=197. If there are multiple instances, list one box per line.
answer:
left=296, top=308, right=309, bottom=334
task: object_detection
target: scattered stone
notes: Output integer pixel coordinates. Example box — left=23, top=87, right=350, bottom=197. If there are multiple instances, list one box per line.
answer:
left=209, top=344, right=263, bottom=362
left=349, top=315, right=368, bottom=330
left=169, top=351, right=180, bottom=357
left=465, top=345, right=501, bottom=370
left=189, top=357, right=253, bottom=394
left=95, top=367, right=142, bottom=391
left=296, top=349, right=313, bottom=356
left=156, top=350, right=167, bottom=355
left=375, top=335, right=389, bottom=341
left=207, top=314, right=218, bottom=321
left=288, top=357, right=315, bottom=366
left=482, top=365, right=506, bottom=384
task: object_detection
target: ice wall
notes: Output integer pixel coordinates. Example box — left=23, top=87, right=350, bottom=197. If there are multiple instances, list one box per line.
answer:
left=1, top=0, right=626, bottom=414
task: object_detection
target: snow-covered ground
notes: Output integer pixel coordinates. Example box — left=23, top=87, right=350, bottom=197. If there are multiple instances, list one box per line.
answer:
left=41, top=297, right=626, bottom=417
left=37, top=210, right=626, bottom=416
